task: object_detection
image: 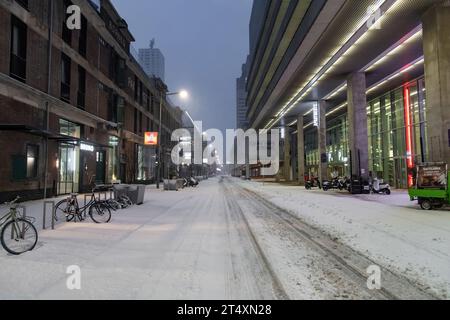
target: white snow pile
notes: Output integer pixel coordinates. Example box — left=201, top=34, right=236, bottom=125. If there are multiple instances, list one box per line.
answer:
left=236, top=179, right=450, bottom=299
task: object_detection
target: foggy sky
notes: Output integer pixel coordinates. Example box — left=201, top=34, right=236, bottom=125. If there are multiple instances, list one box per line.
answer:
left=111, top=0, right=253, bottom=134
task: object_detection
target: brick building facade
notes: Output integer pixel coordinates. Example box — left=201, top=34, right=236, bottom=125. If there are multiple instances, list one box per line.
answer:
left=0, top=0, right=182, bottom=202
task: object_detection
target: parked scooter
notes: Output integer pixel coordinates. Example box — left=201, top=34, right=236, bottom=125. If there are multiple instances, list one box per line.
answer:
left=189, top=177, right=199, bottom=187
left=305, top=178, right=321, bottom=190
left=323, top=177, right=341, bottom=191
left=337, top=177, right=347, bottom=191
left=370, top=178, right=391, bottom=195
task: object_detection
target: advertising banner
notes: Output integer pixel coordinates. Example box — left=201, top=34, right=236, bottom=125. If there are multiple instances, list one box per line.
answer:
left=417, top=163, right=447, bottom=188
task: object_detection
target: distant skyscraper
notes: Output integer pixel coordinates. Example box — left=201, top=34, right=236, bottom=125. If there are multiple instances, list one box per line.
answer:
left=236, top=56, right=250, bottom=130
left=138, top=39, right=165, bottom=82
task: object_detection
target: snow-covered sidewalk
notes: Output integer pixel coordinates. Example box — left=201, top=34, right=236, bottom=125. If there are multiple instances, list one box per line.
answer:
left=235, top=179, right=450, bottom=299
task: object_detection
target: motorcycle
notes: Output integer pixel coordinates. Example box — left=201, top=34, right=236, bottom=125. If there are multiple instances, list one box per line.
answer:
left=189, top=177, right=199, bottom=187
left=323, top=178, right=341, bottom=191
left=305, top=178, right=321, bottom=190
left=370, top=178, right=391, bottom=195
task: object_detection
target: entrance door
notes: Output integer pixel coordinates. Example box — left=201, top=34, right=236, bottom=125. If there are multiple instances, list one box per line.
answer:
left=96, top=151, right=106, bottom=184
left=58, top=144, right=80, bottom=195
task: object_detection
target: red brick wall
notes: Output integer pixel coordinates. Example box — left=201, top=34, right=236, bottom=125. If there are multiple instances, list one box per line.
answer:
left=0, top=130, right=58, bottom=194
left=85, top=71, right=98, bottom=115
left=85, top=23, right=99, bottom=67
left=0, top=95, right=44, bottom=126
left=27, top=28, right=49, bottom=92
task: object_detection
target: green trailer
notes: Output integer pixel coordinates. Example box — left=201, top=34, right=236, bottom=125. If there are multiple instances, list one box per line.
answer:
left=408, top=163, right=449, bottom=210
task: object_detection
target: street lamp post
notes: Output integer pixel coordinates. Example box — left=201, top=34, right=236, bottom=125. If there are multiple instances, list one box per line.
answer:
left=156, top=90, right=188, bottom=189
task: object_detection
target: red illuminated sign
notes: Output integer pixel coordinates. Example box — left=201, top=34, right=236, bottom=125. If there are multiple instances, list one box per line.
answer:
left=144, top=132, right=158, bottom=146
left=404, top=85, right=414, bottom=187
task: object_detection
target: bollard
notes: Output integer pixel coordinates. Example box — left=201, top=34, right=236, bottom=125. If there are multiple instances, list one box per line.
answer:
left=43, top=201, right=55, bottom=230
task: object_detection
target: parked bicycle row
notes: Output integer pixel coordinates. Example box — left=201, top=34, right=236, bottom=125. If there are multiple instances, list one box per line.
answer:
left=305, top=176, right=391, bottom=195
left=163, top=176, right=203, bottom=191
left=0, top=177, right=144, bottom=255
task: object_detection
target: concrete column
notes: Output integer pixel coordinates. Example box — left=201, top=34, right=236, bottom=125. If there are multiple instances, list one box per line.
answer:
left=347, top=72, right=369, bottom=180
left=245, top=138, right=250, bottom=179
left=297, top=115, right=305, bottom=185
left=318, top=101, right=328, bottom=183
left=422, top=4, right=450, bottom=163
left=284, top=127, right=292, bottom=181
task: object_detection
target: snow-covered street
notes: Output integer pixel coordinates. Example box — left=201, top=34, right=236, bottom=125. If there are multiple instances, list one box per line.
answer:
left=0, top=177, right=448, bottom=300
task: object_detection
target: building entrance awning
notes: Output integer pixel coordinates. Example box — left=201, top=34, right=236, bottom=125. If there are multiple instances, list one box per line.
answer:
left=0, top=124, right=112, bottom=149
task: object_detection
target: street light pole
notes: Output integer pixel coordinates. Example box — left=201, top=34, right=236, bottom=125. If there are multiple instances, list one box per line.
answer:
left=156, top=93, right=163, bottom=189
left=156, top=90, right=188, bottom=189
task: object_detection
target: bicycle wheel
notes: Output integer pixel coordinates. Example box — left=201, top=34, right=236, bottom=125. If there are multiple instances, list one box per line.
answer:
left=89, top=203, right=111, bottom=223
left=118, top=196, right=132, bottom=209
left=122, top=196, right=133, bottom=207
left=107, top=199, right=121, bottom=211
left=54, top=199, right=77, bottom=222
left=1, top=219, right=38, bottom=255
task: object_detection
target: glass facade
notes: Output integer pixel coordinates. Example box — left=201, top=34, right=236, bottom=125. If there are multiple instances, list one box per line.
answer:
left=108, top=136, right=120, bottom=183
left=136, top=144, right=146, bottom=181
left=326, top=115, right=349, bottom=177
left=58, top=119, right=81, bottom=195
left=305, top=114, right=349, bottom=178
left=302, top=77, right=427, bottom=188
left=367, top=78, right=427, bottom=188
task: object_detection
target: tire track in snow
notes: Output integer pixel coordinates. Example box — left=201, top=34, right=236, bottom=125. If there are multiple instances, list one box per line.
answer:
left=221, top=181, right=290, bottom=300
left=226, top=178, right=439, bottom=300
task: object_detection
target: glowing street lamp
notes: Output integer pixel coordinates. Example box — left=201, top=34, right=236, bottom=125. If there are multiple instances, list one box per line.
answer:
left=156, top=89, right=189, bottom=189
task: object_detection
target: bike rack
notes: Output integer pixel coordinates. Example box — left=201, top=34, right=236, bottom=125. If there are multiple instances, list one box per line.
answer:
left=84, top=192, right=111, bottom=207
left=42, top=201, right=55, bottom=230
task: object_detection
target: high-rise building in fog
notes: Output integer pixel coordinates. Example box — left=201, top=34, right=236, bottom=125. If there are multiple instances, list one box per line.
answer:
left=236, top=56, right=250, bottom=130
left=138, top=39, right=165, bottom=82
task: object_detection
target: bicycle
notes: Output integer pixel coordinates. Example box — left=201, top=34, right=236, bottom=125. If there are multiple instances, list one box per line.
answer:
left=116, top=194, right=133, bottom=209
left=0, top=196, right=38, bottom=255
left=54, top=188, right=112, bottom=224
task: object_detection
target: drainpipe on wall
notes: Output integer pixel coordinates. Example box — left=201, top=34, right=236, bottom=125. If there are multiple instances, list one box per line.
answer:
left=43, top=0, right=54, bottom=199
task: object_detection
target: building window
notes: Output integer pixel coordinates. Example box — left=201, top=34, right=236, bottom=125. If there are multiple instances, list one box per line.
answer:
left=150, top=93, right=155, bottom=114
left=79, top=15, right=87, bottom=57
left=15, top=0, right=28, bottom=10
left=62, top=0, right=73, bottom=45
left=111, top=52, right=126, bottom=88
left=10, top=15, right=27, bottom=82
left=26, top=145, right=39, bottom=178
left=11, top=145, right=38, bottom=181
left=134, top=108, right=138, bottom=134
left=134, top=76, right=139, bottom=101
left=77, top=66, right=86, bottom=109
left=61, top=53, right=71, bottom=102
left=139, top=82, right=143, bottom=105
left=59, top=118, right=81, bottom=138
